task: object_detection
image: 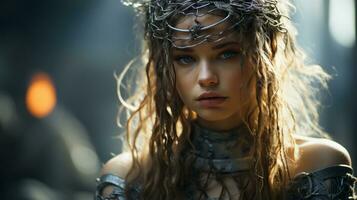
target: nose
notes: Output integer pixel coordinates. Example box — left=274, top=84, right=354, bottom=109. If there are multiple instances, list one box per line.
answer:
left=197, top=60, right=218, bottom=87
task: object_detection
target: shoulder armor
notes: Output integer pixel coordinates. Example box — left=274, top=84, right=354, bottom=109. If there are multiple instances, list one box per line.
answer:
left=95, top=174, right=141, bottom=200
left=95, top=174, right=128, bottom=200
left=287, top=165, right=356, bottom=200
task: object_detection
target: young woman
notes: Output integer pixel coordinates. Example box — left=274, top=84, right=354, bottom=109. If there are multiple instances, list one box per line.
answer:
left=95, top=0, right=356, bottom=199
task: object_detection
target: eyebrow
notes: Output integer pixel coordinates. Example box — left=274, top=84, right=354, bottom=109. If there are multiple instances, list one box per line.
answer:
left=212, top=41, right=240, bottom=50
left=172, top=41, right=240, bottom=52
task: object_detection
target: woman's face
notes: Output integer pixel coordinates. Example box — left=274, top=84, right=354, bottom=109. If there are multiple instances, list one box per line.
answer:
left=172, top=14, right=256, bottom=130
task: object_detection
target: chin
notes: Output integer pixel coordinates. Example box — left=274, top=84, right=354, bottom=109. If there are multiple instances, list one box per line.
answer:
left=195, top=110, right=236, bottom=122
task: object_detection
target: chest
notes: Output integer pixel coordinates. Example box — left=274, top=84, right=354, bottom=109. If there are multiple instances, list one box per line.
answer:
left=186, top=175, right=242, bottom=200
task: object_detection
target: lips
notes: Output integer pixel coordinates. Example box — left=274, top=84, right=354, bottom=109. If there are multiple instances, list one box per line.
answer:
left=196, top=92, right=227, bottom=107
left=196, top=91, right=225, bottom=100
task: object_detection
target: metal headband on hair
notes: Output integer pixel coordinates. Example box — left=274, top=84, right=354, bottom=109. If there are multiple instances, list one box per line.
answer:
left=122, top=0, right=286, bottom=48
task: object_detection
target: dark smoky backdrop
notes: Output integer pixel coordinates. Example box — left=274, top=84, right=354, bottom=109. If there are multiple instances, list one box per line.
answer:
left=0, top=0, right=356, bottom=199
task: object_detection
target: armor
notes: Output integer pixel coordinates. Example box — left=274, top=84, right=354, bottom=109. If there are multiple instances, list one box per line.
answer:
left=95, top=123, right=356, bottom=199
left=95, top=165, right=356, bottom=199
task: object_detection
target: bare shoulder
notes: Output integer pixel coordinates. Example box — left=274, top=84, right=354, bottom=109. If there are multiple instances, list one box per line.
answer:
left=100, top=152, right=134, bottom=178
left=293, top=135, right=352, bottom=175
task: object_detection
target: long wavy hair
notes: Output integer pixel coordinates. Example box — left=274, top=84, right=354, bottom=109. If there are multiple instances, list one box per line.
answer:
left=116, top=0, right=331, bottom=199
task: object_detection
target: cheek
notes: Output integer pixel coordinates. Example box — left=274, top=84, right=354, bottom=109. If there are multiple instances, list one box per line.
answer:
left=222, top=69, right=244, bottom=92
left=226, top=65, right=256, bottom=105
left=175, top=70, right=193, bottom=102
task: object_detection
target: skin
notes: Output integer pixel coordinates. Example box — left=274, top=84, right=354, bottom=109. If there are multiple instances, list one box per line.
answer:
left=172, top=14, right=256, bottom=131
left=100, top=13, right=352, bottom=199
left=101, top=138, right=352, bottom=198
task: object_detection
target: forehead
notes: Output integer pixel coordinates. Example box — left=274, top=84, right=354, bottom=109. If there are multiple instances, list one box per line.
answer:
left=174, top=13, right=227, bottom=31
left=171, top=13, right=239, bottom=48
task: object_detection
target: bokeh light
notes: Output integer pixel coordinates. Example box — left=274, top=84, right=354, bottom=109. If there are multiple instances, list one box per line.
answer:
left=26, top=73, right=57, bottom=118
left=329, top=0, right=356, bottom=47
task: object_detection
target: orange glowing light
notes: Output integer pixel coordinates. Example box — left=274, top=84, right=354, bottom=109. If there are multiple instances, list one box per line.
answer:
left=26, top=72, right=57, bottom=118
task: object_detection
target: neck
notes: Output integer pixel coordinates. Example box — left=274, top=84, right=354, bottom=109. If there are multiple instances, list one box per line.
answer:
left=185, top=122, right=254, bottom=174
left=196, top=114, right=244, bottom=131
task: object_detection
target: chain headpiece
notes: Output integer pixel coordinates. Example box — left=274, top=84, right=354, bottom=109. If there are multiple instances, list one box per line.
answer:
left=122, top=0, right=286, bottom=48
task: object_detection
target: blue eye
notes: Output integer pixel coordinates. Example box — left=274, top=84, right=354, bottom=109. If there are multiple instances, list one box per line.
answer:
left=174, top=55, right=195, bottom=65
left=220, top=51, right=238, bottom=60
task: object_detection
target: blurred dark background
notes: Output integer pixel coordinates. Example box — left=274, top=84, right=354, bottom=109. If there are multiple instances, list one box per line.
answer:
left=0, top=0, right=356, bottom=199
